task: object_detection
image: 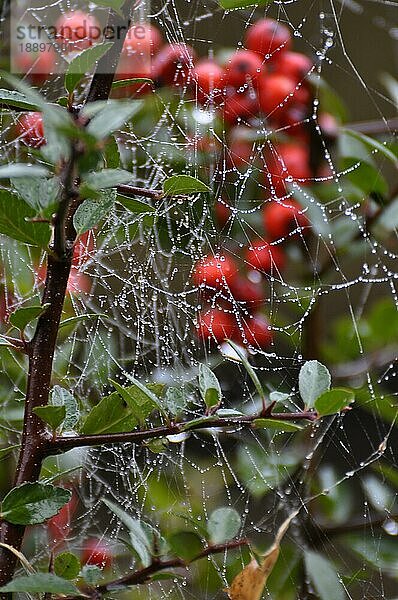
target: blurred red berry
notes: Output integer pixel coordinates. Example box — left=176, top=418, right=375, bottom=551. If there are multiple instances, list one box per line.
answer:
left=214, top=200, right=232, bottom=228
left=229, top=277, right=264, bottom=310
left=36, top=265, right=91, bottom=295
left=223, top=90, right=259, bottom=125
left=274, top=51, right=313, bottom=81
left=16, top=112, right=45, bottom=148
left=14, top=48, right=56, bottom=86
left=193, top=254, right=238, bottom=289
left=197, top=308, right=237, bottom=343
left=82, top=538, right=112, bottom=569
left=224, top=50, right=265, bottom=88
left=227, top=137, right=253, bottom=170
left=72, top=230, right=96, bottom=268
left=318, top=112, right=339, bottom=142
left=263, top=200, right=309, bottom=240
left=258, top=74, right=310, bottom=117
left=264, top=143, right=311, bottom=196
left=47, top=490, right=78, bottom=547
left=56, top=10, right=100, bottom=51
left=243, top=314, right=273, bottom=348
left=192, top=59, right=225, bottom=104
left=245, top=239, right=286, bottom=273
left=152, top=43, right=196, bottom=86
left=245, top=18, right=291, bottom=60
left=122, top=22, right=163, bottom=57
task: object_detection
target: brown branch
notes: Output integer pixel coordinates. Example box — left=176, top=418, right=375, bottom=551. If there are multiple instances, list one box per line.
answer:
left=84, top=2, right=132, bottom=105
left=117, top=184, right=164, bottom=201
left=308, top=513, right=398, bottom=549
left=97, top=538, right=249, bottom=593
left=50, top=411, right=317, bottom=454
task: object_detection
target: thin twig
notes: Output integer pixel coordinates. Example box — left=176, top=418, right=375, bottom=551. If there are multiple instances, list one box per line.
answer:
left=117, top=184, right=164, bottom=201
left=51, top=411, right=317, bottom=454
left=97, top=538, right=249, bottom=593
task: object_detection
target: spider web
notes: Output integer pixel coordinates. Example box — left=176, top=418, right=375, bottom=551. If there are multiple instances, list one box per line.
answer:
left=0, top=0, right=397, bottom=598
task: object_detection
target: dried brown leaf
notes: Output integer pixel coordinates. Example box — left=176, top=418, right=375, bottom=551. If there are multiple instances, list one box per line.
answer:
left=225, top=510, right=299, bottom=600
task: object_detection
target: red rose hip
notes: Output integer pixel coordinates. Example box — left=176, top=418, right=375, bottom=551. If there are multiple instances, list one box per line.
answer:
left=245, top=239, right=285, bottom=273
left=82, top=538, right=112, bottom=569
left=16, top=112, right=45, bottom=148
left=262, top=200, right=309, bottom=240
left=243, top=314, right=273, bottom=348
left=197, top=308, right=237, bottom=343
left=245, top=18, right=291, bottom=60
left=193, top=254, right=238, bottom=289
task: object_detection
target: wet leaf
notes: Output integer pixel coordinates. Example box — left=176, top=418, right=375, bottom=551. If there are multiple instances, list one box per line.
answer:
left=168, top=531, right=203, bottom=561
left=0, top=573, right=79, bottom=594
left=304, top=551, right=346, bottom=600
left=65, top=43, right=113, bottom=94
left=0, top=190, right=51, bottom=247
left=299, top=360, right=331, bottom=408
left=33, top=405, right=66, bottom=431
left=163, top=175, right=210, bottom=196
left=198, top=364, right=222, bottom=410
left=1, top=482, right=72, bottom=525
left=54, top=552, right=81, bottom=580
left=10, top=303, right=50, bottom=331
left=208, top=507, right=241, bottom=543
left=315, top=388, right=355, bottom=416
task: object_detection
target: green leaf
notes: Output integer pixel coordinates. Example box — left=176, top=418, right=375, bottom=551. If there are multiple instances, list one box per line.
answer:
left=345, top=534, right=398, bottom=574
left=65, top=43, right=113, bottom=94
left=253, top=419, right=305, bottom=432
left=198, top=364, right=222, bottom=410
left=110, top=379, right=160, bottom=424
left=163, top=175, right=211, bottom=196
left=226, top=340, right=265, bottom=401
left=362, top=475, right=394, bottom=512
left=299, top=360, right=331, bottom=408
left=33, top=405, right=66, bottom=431
left=121, top=376, right=167, bottom=418
left=207, top=507, right=241, bottom=543
left=73, top=191, right=115, bottom=234
left=102, top=499, right=152, bottom=567
left=377, top=196, right=398, bottom=232
left=0, top=445, right=20, bottom=460
left=164, top=387, right=187, bottom=417
left=51, top=386, right=79, bottom=431
left=1, top=482, right=71, bottom=525
left=0, top=574, right=79, bottom=595
left=342, top=128, right=397, bottom=166
left=168, top=531, right=203, bottom=561
left=180, top=416, right=214, bottom=431
left=80, top=564, right=103, bottom=586
left=81, top=391, right=138, bottom=434
left=219, top=0, right=271, bottom=8
left=380, top=73, right=398, bottom=107
left=90, top=0, right=125, bottom=15
left=117, top=195, right=155, bottom=214
left=315, top=388, right=354, bottom=416
left=0, top=190, right=51, bottom=247
left=84, top=169, right=132, bottom=190
left=0, top=164, right=49, bottom=179
left=112, top=77, right=153, bottom=89
left=104, top=136, right=120, bottom=169
left=86, top=101, right=143, bottom=140
left=12, top=176, right=60, bottom=211
left=341, top=158, right=388, bottom=197
left=59, top=313, right=105, bottom=330
left=0, top=89, right=40, bottom=111
left=304, top=551, right=346, bottom=600
left=10, top=303, right=50, bottom=331
left=54, top=552, right=81, bottom=580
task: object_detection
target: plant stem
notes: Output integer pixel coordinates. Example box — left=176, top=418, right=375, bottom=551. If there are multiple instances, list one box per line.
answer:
left=95, top=538, right=248, bottom=595
left=50, top=411, right=317, bottom=454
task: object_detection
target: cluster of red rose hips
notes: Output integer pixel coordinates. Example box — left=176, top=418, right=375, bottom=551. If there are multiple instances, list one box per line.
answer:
left=13, top=12, right=337, bottom=349
left=192, top=195, right=308, bottom=350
